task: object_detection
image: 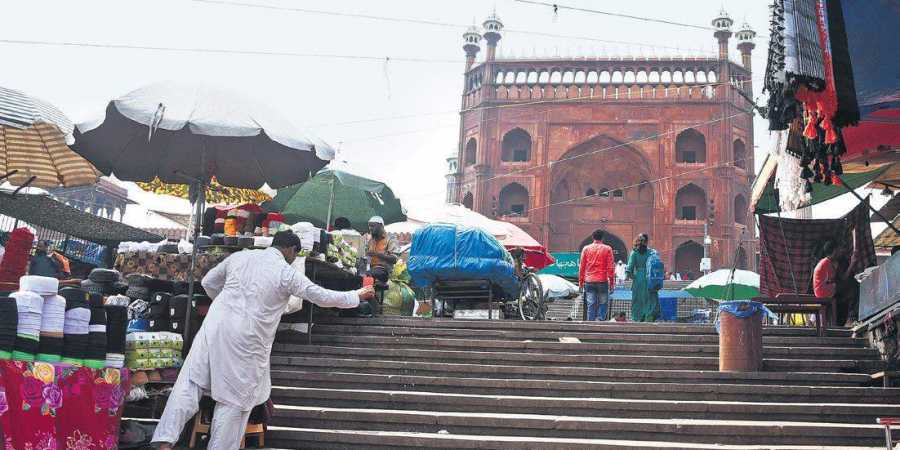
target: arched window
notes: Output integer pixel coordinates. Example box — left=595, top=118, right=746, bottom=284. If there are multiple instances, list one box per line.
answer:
left=599, top=71, right=611, bottom=84
left=675, top=129, right=706, bottom=163
left=538, top=71, right=550, bottom=84
left=586, top=71, right=599, bottom=84
left=733, top=138, right=747, bottom=169
left=673, top=70, right=684, bottom=83
left=527, top=71, right=538, bottom=84
left=585, top=188, right=596, bottom=197
left=648, top=71, right=660, bottom=83
left=636, top=71, right=648, bottom=83
left=624, top=71, right=636, bottom=84
left=675, top=183, right=707, bottom=221
left=734, top=194, right=748, bottom=226
left=574, top=71, right=586, bottom=84
left=612, top=189, right=624, bottom=199
left=498, top=183, right=529, bottom=217
left=684, top=71, right=696, bottom=83
left=675, top=241, right=704, bottom=279
left=462, top=192, right=474, bottom=209
left=562, top=70, right=574, bottom=84
left=661, top=70, right=672, bottom=84
left=464, top=138, right=477, bottom=166
left=550, top=71, right=562, bottom=84
left=611, top=71, right=623, bottom=83
left=501, top=128, right=532, bottom=162
left=598, top=187, right=610, bottom=198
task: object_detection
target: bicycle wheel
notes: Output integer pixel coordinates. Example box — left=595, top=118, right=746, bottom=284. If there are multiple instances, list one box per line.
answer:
left=518, top=273, right=546, bottom=320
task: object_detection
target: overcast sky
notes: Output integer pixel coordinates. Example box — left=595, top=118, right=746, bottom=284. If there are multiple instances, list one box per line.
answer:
left=2, top=0, right=773, bottom=218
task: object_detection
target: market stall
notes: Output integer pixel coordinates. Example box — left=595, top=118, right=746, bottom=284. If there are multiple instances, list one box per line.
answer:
left=0, top=275, right=131, bottom=450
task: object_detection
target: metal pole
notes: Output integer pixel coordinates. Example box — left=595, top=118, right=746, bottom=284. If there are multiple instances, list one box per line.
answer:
left=182, top=180, right=205, bottom=355
left=325, top=175, right=336, bottom=230
left=838, top=176, right=900, bottom=236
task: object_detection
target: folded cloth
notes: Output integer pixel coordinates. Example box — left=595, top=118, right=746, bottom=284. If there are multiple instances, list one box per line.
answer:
left=11, top=291, right=43, bottom=338
left=39, top=294, right=66, bottom=334
left=105, top=305, right=128, bottom=354
left=105, top=353, right=125, bottom=368
left=0, top=297, right=17, bottom=353
left=104, top=295, right=130, bottom=307
left=59, top=287, right=90, bottom=307
left=89, top=292, right=104, bottom=308
left=88, top=268, right=120, bottom=283
left=80, top=279, right=106, bottom=296
left=19, top=275, right=59, bottom=295
left=63, top=306, right=90, bottom=335
left=13, top=333, right=39, bottom=361
left=36, top=335, right=63, bottom=362
left=126, top=286, right=150, bottom=301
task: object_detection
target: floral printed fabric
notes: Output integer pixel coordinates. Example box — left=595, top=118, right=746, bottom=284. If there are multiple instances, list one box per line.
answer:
left=0, top=361, right=130, bottom=450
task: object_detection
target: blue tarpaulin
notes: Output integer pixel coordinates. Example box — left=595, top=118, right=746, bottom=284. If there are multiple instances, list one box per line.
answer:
left=407, top=223, right=519, bottom=298
left=609, top=289, right=695, bottom=300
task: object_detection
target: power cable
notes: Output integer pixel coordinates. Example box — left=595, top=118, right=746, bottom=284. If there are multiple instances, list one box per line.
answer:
left=0, top=38, right=461, bottom=64
left=190, top=0, right=721, bottom=54
left=514, top=0, right=715, bottom=31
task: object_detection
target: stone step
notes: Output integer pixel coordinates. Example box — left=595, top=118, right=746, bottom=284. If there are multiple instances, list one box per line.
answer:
left=270, top=356, right=873, bottom=386
left=264, top=427, right=885, bottom=450
left=289, top=334, right=880, bottom=360
left=270, top=370, right=900, bottom=403
left=272, top=344, right=881, bottom=373
left=306, top=324, right=867, bottom=347
left=312, top=317, right=855, bottom=337
left=268, top=406, right=889, bottom=447
left=269, top=387, right=900, bottom=424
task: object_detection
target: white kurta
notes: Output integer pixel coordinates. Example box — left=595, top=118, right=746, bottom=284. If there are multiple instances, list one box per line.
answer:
left=186, top=247, right=359, bottom=409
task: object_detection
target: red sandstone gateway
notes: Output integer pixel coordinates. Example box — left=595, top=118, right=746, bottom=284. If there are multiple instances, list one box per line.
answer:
left=448, top=9, right=758, bottom=276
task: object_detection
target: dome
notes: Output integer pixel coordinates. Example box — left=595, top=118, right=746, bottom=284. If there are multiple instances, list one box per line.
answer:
left=463, top=25, right=482, bottom=51
left=736, top=22, right=756, bottom=42
left=711, top=8, right=734, bottom=31
left=483, top=11, right=504, bottom=36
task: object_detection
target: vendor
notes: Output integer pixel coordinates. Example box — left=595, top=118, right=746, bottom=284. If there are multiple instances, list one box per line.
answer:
left=29, top=240, right=62, bottom=278
left=151, top=231, right=374, bottom=450
left=813, top=240, right=859, bottom=326
left=365, top=216, right=398, bottom=273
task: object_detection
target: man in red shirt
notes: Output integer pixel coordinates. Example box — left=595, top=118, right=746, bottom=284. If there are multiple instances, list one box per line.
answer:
left=579, top=229, right=616, bottom=321
left=813, top=241, right=841, bottom=299
left=813, top=240, right=858, bottom=325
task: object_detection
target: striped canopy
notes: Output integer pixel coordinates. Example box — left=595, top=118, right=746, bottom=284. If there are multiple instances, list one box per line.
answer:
left=0, top=86, right=99, bottom=188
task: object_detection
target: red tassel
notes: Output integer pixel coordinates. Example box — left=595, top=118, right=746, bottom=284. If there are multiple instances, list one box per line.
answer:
left=803, top=111, right=819, bottom=140
left=831, top=173, right=842, bottom=186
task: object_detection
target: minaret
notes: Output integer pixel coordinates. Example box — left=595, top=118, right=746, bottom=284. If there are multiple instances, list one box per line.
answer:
left=462, top=25, right=482, bottom=71
left=482, top=11, right=503, bottom=62
left=736, top=22, right=756, bottom=72
left=711, top=9, right=734, bottom=60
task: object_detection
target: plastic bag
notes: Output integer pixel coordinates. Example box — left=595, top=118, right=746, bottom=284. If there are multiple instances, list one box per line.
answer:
left=646, top=250, right=665, bottom=291
left=383, top=280, right=416, bottom=316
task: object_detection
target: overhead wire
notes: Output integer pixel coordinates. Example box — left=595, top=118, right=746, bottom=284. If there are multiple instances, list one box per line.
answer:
left=514, top=0, right=716, bottom=31
left=0, top=38, right=462, bottom=64
left=190, top=0, right=722, bottom=55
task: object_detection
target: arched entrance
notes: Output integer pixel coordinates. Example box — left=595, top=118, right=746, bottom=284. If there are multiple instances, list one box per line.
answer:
left=579, top=231, right=628, bottom=263
left=462, top=192, right=474, bottom=209
left=674, top=240, right=704, bottom=279
left=549, top=135, right=654, bottom=252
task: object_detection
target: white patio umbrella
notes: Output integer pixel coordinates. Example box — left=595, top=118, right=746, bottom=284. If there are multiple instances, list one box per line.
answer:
left=72, top=81, right=334, bottom=342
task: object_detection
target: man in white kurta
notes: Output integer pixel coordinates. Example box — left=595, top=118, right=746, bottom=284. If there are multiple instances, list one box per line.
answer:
left=152, top=231, right=372, bottom=450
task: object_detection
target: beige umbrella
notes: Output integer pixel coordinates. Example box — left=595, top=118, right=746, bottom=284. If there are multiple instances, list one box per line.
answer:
left=0, top=86, right=98, bottom=188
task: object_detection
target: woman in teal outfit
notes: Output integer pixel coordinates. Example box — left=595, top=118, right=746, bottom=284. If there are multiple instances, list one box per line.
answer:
left=625, top=233, right=659, bottom=322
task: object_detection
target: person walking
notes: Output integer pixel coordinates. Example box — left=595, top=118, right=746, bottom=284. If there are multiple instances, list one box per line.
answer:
left=626, top=233, right=660, bottom=322
left=151, top=231, right=374, bottom=450
left=578, top=229, right=615, bottom=321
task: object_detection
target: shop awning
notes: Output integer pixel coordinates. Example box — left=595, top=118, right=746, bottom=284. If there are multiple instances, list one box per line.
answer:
left=0, top=193, right=162, bottom=245
left=753, top=164, right=891, bottom=214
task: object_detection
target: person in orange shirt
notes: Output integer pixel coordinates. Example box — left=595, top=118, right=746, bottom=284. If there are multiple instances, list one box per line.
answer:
left=813, top=240, right=858, bottom=326
left=579, top=229, right=616, bottom=321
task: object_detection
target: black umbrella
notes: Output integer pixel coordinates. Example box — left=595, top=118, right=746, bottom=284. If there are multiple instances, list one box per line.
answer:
left=73, top=81, right=333, bottom=343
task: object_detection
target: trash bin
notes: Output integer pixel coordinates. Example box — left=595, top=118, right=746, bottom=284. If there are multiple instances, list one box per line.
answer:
left=718, top=301, right=764, bottom=372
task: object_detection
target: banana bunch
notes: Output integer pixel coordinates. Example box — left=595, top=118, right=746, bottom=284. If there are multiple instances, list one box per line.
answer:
left=137, top=177, right=272, bottom=205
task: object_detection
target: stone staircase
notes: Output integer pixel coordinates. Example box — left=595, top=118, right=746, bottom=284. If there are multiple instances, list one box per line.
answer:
left=267, top=317, right=898, bottom=449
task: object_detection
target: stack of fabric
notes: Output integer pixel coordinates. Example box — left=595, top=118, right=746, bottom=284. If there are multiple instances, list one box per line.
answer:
left=0, top=228, right=34, bottom=284
left=61, top=287, right=91, bottom=365
left=0, top=297, right=17, bottom=359
left=10, top=291, right=43, bottom=361
left=81, top=268, right=122, bottom=296
left=85, top=293, right=108, bottom=369
left=125, top=274, right=152, bottom=301
left=104, top=295, right=130, bottom=368
left=36, top=294, right=66, bottom=362
left=149, top=292, right=171, bottom=332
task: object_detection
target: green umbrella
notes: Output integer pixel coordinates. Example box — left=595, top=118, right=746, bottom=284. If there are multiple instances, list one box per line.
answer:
left=265, top=169, right=405, bottom=232
left=684, top=269, right=761, bottom=301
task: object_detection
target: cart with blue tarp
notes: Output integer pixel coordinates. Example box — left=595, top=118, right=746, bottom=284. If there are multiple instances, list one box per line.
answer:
left=407, top=223, right=546, bottom=320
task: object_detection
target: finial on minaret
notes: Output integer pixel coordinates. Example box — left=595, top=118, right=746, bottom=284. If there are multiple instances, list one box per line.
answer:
left=712, top=8, right=734, bottom=60
left=736, top=21, right=756, bottom=71
left=462, top=24, right=482, bottom=71
left=482, top=10, right=504, bottom=62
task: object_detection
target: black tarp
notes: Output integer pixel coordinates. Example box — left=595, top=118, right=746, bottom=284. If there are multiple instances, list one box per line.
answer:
left=0, top=193, right=162, bottom=245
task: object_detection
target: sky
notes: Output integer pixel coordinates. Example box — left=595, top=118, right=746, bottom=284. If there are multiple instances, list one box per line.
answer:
left=1, top=0, right=777, bottom=219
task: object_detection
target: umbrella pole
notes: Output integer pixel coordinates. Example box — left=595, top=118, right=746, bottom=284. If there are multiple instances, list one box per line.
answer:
left=325, top=177, right=335, bottom=230
left=182, top=180, right=206, bottom=354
